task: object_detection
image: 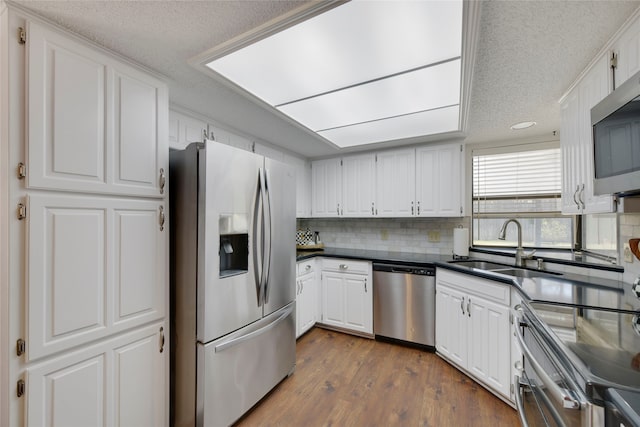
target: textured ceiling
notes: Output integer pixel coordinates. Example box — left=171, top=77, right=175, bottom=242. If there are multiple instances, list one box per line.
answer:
left=9, top=0, right=640, bottom=158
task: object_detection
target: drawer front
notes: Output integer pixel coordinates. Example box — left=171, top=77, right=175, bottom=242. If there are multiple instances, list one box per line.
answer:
left=436, top=268, right=510, bottom=306
left=296, top=260, right=315, bottom=276
left=321, top=258, right=370, bottom=275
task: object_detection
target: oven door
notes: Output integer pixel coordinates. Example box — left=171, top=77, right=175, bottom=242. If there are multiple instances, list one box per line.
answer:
left=513, top=307, right=588, bottom=427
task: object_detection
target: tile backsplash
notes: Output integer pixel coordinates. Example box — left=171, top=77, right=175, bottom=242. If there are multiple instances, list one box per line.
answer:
left=297, top=217, right=471, bottom=255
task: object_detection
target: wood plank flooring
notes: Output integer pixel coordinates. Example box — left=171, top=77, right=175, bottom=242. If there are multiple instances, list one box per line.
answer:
left=235, top=328, right=519, bottom=426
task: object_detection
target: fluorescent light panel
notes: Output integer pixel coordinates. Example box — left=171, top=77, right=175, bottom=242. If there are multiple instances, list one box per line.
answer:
left=206, top=0, right=463, bottom=148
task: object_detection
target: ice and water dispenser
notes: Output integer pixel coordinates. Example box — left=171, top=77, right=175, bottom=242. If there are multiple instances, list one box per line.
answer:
left=218, top=214, right=248, bottom=278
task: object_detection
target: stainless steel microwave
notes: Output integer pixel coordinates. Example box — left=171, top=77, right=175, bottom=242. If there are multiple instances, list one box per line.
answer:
left=591, top=71, right=640, bottom=196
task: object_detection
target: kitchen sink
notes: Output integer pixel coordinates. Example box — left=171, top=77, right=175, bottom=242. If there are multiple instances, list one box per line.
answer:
left=447, top=260, right=512, bottom=270
left=489, top=268, right=561, bottom=278
left=447, top=259, right=562, bottom=278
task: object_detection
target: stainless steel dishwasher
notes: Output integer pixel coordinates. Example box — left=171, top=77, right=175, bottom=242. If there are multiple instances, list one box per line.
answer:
left=373, top=263, right=435, bottom=348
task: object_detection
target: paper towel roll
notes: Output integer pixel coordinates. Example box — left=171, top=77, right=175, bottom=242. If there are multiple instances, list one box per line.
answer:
left=453, top=228, right=469, bottom=257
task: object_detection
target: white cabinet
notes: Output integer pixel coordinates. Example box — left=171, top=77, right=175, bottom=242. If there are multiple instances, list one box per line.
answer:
left=26, top=194, right=166, bottom=360
left=560, top=53, right=615, bottom=214
left=312, top=158, right=342, bottom=217
left=376, top=149, right=415, bottom=217
left=27, top=21, right=168, bottom=198
left=295, top=260, right=317, bottom=337
left=169, top=110, right=207, bottom=150
left=26, top=322, right=166, bottom=427
left=435, top=268, right=511, bottom=401
left=416, top=144, right=464, bottom=217
left=613, top=16, right=640, bottom=87
left=319, top=258, right=372, bottom=336
left=285, top=154, right=311, bottom=218
left=1, top=10, right=169, bottom=427
left=342, top=154, right=376, bottom=217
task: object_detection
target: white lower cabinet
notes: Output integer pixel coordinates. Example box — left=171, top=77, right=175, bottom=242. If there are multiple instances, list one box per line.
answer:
left=26, top=322, right=166, bottom=427
left=319, top=259, right=373, bottom=336
left=295, top=260, right=317, bottom=338
left=435, top=269, right=511, bottom=401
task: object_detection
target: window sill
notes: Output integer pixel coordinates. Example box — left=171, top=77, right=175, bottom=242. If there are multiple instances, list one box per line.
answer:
left=470, top=247, right=623, bottom=273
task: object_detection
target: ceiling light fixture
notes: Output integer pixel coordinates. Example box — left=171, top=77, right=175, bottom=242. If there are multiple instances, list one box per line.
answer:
left=195, top=0, right=473, bottom=149
left=510, top=121, right=537, bottom=130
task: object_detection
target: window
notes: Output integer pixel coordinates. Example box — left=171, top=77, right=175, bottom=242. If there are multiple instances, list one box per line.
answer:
left=472, top=142, right=574, bottom=249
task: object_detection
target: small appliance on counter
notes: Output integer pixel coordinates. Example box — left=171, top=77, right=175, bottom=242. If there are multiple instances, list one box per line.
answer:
left=452, top=226, right=469, bottom=259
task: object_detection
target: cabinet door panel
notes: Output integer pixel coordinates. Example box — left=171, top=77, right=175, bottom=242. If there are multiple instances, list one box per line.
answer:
left=416, top=144, right=462, bottom=217
left=322, top=273, right=344, bottom=327
left=342, top=154, right=375, bottom=217
left=28, top=21, right=106, bottom=189
left=115, top=332, right=164, bottom=427
left=114, top=207, right=165, bottom=322
left=27, top=354, right=106, bottom=427
left=28, top=194, right=166, bottom=360
left=115, top=71, right=158, bottom=189
left=376, top=149, right=415, bottom=217
left=344, top=276, right=367, bottom=332
left=312, top=159, right=342, bottom=217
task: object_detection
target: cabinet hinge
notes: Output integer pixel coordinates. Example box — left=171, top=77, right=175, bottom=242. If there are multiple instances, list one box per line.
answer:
left=16, top=339, right=25, bottom=356
left=610, top=51, right=618, bottom=69
left=340, top=159, right=343, bottom=166
left=16, top=379, right=25, bottom=398
left=18, top=27, right=26, bottom=45
left=251, top=141, right=256, bottom=153
left=460, top=144, right=463, bottom=152
left=375, top=154, right=378, bottom=162
left=17, top=202, right=26, bottom=220
left=460, top=206, right=463, bottom=215
left=509, top=312, right=514, bottom=325
left=510, top=383, right=514, bottom=396
left=17, top=162, right=26, bottom=179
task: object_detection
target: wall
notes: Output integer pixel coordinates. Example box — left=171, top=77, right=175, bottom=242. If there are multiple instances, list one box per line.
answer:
left=297, top=217, right=471, bottom=255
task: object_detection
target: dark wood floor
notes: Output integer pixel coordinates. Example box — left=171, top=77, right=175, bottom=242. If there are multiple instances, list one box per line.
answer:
left=236, top=327, right=520, bottom=426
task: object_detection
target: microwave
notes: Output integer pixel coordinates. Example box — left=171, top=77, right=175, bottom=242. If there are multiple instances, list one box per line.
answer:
left=591, top=71, right=640, bottom=197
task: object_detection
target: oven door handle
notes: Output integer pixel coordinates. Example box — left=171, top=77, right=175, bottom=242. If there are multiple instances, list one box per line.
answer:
left=514, top=317, right=581, bottom=410
left=514, top=375, right=531, bottom=427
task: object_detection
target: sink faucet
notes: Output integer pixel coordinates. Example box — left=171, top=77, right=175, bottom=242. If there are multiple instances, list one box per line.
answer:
left=498, top=219, right=535, bottom=267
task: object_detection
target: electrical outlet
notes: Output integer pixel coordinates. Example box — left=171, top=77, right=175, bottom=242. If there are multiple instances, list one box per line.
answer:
left=624, top=243, right=633, bottom=263
left=427, top=231, right=440, bottom=243
left=380, top=229, right=389, bottom=241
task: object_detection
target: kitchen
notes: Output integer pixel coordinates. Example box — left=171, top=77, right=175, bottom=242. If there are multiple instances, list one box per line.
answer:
left=2, top=1, right=640, bottom=426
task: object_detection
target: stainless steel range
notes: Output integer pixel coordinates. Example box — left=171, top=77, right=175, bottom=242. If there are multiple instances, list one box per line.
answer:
left=514, top=294, right=640, bottom=427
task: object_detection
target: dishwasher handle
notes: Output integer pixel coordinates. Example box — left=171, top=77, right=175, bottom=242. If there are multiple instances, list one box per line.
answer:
left=372, top=263, right=435, bottom=276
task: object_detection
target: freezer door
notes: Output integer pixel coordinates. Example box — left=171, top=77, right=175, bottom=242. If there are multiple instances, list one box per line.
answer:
left=262, top=158, right=296, bottom=317
left=199, top=142, right=264, bottom=343
left=196, top=302, right=296, bottom=427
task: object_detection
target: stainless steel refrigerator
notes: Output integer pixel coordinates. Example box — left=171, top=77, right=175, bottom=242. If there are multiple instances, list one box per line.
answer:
left=170, top=141, right=296, bottom=427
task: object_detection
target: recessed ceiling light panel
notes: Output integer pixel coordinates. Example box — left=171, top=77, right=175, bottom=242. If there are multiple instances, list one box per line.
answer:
left=204, top=0, right=464, bottom=148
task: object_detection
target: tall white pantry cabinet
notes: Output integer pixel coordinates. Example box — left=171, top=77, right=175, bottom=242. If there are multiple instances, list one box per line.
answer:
left=0, top=6, right=169, bottom=427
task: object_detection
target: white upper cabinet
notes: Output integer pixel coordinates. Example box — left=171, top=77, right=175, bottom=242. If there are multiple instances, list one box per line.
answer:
left=342, top=153, right=376, bottom=217
left=416, top=143, right=464, bottom=217
left=285, top=154, right=312, bottom=218
left=169, top=110, right=207, bottom=150
left=560, top=53, right=614, bottom=214
left=613, top=16, right=640, bottom=87
left=27, top=21, right=168, bottom=198
left=376, top=148, right=415, bottom=217
left=312, top=158, right=342, bottom=217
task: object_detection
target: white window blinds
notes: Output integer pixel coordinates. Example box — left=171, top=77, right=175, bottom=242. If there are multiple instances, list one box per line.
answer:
left=473, top=145, right=562, bottom=214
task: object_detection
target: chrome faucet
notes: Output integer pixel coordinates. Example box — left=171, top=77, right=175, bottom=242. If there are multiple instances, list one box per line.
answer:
left=498, top=219, right=535, bottom=267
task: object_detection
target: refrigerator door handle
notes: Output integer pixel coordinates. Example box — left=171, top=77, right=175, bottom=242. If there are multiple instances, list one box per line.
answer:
left=262, top=168, right=273, bottom=304
left=213, top=304, right=294, bottom=353
left=252, top=168, right=263, bottom=306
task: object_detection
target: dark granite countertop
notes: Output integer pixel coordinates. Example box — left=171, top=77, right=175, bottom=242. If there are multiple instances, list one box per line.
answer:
left=296, top=247, right=453, bottom=267
left=435, top=260, right=634, bottom=312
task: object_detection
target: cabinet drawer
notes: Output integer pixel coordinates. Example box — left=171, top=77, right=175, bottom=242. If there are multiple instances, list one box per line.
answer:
left=321, top=258, right=370, bottom=275
left=297, top=260, right=315, bottom=276
left=436, top=269, right=510, bottom=306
